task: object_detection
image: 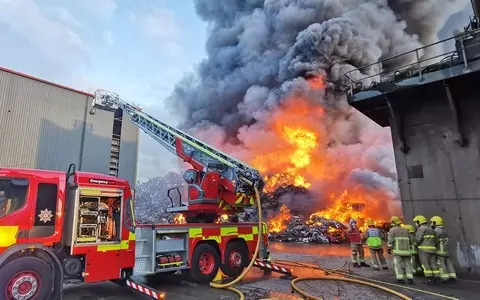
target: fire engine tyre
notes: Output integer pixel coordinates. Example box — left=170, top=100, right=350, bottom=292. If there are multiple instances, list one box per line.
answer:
left=221, top=241, right=249, bottom=278
left=190, top=244, right=221, bottom=284
left=1, top=257, right=53, bottom=300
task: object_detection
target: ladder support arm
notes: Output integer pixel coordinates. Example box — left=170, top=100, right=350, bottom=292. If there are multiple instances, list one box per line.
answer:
left=92, top=89, right=265, bottom=194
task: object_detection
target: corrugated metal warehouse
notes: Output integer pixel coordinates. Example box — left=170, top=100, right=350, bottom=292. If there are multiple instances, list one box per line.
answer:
left=0, top=67, right=139, bottom=187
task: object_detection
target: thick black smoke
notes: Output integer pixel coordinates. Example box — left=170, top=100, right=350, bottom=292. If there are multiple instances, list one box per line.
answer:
left=165, top=0, right=469, bottom=214
left=169, top=0, right=468, bottom=132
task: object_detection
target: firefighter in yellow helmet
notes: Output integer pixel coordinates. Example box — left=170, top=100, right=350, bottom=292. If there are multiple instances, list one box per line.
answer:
left=362, top=219, right=388, bottom=270
left=387, top=216, right=413, bottom=284
left=414, top=215, right=439, bottom=283
left=431, top=216, right=457, bottom=282
left=404, top=224, right=422, bottom=276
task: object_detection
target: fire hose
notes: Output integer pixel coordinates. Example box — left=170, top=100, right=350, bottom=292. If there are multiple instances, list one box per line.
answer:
left=209, top=186, right=263, bottom=300
left=291, top=276, right=412, bottom=300
left=275, top=259, right=459, bottom=300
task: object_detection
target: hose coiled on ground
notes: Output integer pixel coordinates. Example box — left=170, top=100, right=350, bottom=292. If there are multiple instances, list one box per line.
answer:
left=275, top=259, right=459, bottom=300
left=291, top=276, right=412, bottom=300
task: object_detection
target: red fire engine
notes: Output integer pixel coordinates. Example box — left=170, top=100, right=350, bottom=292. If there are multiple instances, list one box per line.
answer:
left=0, top=90, right=268, bottom=299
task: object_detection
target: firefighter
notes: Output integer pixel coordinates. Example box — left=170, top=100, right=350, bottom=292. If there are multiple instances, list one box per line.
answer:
left=414, top=215, right=439, bottom=283
left=431, top=216, right=457, bottom=282
left=387, top=216, right=414, bottom=284
left=404, top=224, right=423, bottom=276
left=347, top=218, right=369, bottom=268
left=362, top=219, right=388, bottom=270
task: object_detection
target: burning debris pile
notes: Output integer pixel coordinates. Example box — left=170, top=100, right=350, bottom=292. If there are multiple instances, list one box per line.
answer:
left=267, top=204, right=348, bottom=244
left=266, top=186, right=393, bottom=244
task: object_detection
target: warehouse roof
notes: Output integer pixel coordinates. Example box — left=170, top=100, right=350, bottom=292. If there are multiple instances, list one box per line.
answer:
left=0, top=66, right=94, bottom=97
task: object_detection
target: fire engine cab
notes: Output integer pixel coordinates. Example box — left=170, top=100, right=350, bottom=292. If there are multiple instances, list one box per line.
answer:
left=0, top=90, right=269, bottom=300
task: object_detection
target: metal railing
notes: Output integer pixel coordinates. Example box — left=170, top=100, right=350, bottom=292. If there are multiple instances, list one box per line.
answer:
left=344, top=27, right=480, bottom=96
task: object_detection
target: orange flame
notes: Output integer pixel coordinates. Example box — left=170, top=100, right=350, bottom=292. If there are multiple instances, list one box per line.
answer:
left=307, top=75, right=326, bottom=90
left=174, top=213, right=186, bottom=224
left=216, top=214, right=229, bottom=223
left=249, top=75, right=396, bottom=233
left=309, top=187, right=390, bottom=231
left=252, top=96, right=327, bottom=193
left=267, top=204, right=291, bottom=233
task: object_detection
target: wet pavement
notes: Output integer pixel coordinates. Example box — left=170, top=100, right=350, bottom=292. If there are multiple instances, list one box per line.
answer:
left=64, top=242, right=480, bottom=300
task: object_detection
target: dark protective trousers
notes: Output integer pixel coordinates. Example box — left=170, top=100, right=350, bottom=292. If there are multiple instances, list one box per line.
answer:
left=437, top=256, right=457, bottom=280
left=411, top=254, right=423, bottom=275
left=393, top=256, right=413, bottom=280
left=419, top=251, right=439, bottom=278
left=369, top=248, right=387, bottom=269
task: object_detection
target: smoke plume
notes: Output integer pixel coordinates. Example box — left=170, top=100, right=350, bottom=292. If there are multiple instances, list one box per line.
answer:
left=166, top=0, right=469, bottom=215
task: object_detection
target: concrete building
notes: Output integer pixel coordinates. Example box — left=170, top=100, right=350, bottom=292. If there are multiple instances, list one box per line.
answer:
left=346, top=23, right=480, bottom=277
left=0, top=67, right=139, bottom=187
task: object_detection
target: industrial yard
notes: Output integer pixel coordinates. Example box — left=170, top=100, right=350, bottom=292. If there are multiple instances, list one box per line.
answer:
left=64, top=243, right=480, bottom=300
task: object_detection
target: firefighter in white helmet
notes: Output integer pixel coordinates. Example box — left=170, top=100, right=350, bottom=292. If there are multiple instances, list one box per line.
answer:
left=387, top=216, right=414, bottom=284
left=430, top=216, right=457, bottom=282
left=347, top=218, right=368, bottom=268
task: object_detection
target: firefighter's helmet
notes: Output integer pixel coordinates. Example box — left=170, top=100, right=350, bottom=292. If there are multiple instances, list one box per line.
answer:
left=404, top=224, right=415, bottom=233
left=430, top=216, right=443, bottom=226
left=390, top=216, right=402, bottom=226
left=367, top=219, right=375, bottom=226
left=413, top=215, right=427, bottom=225
left=349, top=218, right=357, bottom=226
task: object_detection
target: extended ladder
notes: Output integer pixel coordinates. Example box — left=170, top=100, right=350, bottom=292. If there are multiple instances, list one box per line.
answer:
left=92, top=89, right=264, bottom=193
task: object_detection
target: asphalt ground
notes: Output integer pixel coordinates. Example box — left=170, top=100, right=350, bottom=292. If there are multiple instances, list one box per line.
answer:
left=64, top=242, right=480, bottom=300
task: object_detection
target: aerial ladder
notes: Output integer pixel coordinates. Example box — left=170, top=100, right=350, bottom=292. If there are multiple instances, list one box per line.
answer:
left=92, top=89, right=265, bottom=222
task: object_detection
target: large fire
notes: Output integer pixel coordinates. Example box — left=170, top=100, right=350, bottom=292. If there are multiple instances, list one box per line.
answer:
left=268, top=204, right=291, bottom=233
left=308, top=187, right=392, bottom=231
left=252, top=76, right=396, bottom=233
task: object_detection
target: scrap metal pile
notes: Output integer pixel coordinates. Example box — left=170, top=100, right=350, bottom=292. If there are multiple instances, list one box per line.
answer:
left=264, top=186, right=391, bottom=244
left=267, top=205, right=349, bottom=243
left=267, top=208, right=391, bottom=244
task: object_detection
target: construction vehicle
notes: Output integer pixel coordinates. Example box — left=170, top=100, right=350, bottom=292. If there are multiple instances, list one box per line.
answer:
left=0, top=89, right=269, bottom=299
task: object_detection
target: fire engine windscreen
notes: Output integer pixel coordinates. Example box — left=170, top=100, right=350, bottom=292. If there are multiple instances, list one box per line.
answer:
left=0, top=178, right=29, bottom=218
left=165, top=0, right=468, bottom=225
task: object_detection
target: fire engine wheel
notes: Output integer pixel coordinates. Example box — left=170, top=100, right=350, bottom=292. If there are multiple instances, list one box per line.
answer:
left=221, top=241, right=249, bottom=278
left=191, top=244, right=220, bottom=284
left=1, top=257, right=53, bottom=300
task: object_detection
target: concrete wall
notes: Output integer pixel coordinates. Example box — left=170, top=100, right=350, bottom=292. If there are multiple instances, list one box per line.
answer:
left=0, top=68, right=139, bottom=187
left=389, top=73, right=480, bottom=277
